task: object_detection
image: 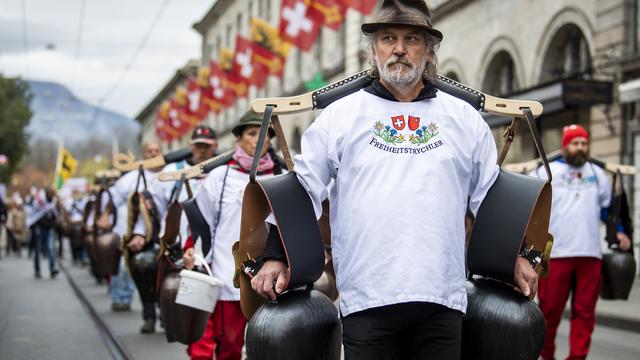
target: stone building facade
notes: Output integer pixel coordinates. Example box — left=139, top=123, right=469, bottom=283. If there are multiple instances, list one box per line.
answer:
left=137, top=0, right=639, bottom=247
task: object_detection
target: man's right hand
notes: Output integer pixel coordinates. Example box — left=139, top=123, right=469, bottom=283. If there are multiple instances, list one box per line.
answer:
left=127, top=234, right=145, bottom=252
left=250, top=260, right=290, bottom=301
left=183, top=248, right=195, bottom=270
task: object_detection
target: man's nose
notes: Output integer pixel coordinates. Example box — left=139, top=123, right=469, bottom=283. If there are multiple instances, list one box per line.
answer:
left=393, top=41, right=407, bottom=56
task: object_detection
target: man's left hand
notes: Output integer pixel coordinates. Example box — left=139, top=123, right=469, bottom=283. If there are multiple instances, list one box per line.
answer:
left=514, top=256, right=538, bottom=297
left=617, top=232, right=632, bottom=251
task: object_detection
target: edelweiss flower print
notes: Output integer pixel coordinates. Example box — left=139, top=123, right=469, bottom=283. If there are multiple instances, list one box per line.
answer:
left=369, top=115, right=444, bottom=155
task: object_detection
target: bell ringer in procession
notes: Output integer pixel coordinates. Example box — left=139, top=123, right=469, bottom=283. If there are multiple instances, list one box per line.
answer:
left=6, top=1, right=640, bottom=360
left=249, top=1, right=537, bottom=359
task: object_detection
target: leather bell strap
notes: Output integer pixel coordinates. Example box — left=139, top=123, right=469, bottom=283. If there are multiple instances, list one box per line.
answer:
left=270, top=115, right=294, bottom=172
left=497, top=118, right=520, bottom=167
left=522, top=108, right=552, bottom=182
left=250, top=105, right=275, bottom=183
left=170, top=174, right=193, bottom=204
left=135, top=165, right=148, bottom=192
left=182, top=198, right=212, bottom=257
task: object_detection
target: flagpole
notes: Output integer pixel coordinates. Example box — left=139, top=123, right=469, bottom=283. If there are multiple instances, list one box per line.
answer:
left=112, top=137, right=119, bottom=169
left=53, top=137, right=64, bottom=189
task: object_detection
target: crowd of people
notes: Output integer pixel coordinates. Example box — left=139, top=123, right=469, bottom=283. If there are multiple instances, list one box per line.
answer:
left=1, top=1, right=636, bottom=360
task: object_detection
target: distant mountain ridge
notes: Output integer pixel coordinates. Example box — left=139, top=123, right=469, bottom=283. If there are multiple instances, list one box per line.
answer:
left=26, top=80, right=140, bottom=157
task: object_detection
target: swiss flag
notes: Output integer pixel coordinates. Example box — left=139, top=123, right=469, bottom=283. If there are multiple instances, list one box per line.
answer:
left=391, top=115, right=406, bottom=130
left=175, top=86, right=204, bottom=129
left=164, top=100, right=188, bottom=138
left=408, top=116, right=421, bottom=131
left=199, top=63, right=232, bottom=113
left=340, top=0, right=377, bottom=15
left=308, top=0, right=347, bottom=31
left=220, top=48, right=249, bottom=98
left=279, top=0, right=322, bottom=51
left=234, top=36, right=268, bottom=88
left=187, top=78, right=209, bottom=119
left=156, top=101, right=178, bottom=142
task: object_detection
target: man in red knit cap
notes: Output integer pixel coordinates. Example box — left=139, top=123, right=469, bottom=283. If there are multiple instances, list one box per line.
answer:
left=531, top=124, right=632, bottom=360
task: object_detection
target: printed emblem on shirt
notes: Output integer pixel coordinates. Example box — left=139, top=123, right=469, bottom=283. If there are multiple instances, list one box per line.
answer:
left=369, top=115, right=444, bottom=154
left=558, top=169, right=597, bottom=189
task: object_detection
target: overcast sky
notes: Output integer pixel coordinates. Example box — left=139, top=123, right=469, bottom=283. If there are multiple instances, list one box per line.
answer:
left=0, top=0, right=214, bottom=118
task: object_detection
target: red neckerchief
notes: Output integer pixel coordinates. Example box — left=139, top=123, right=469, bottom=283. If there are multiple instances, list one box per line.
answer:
left=228, top=159, right=274, bottom=175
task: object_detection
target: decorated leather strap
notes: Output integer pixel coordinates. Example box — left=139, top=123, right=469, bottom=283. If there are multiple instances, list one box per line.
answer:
left=251, top=70, right=543, bottom=118
left=113, top=147, right=192, bottom=172
left=159, top=174, right=191, bottom=266
left=156, top=150, right=236, bottom=182
left=95, top=186, right=117, bottom=234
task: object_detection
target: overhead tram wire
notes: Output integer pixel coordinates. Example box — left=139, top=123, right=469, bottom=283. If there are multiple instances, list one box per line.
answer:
left=21, top=0, right=29, bottom=77
left=96, top=0, right=172, bottom=113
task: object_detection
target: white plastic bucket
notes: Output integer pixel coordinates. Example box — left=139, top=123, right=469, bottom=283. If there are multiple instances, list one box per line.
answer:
left=175, top=254, right=223, bottom=312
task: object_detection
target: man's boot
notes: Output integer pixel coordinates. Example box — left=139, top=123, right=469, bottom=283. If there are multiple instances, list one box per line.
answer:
left=140, top=319, right=155, bottom=334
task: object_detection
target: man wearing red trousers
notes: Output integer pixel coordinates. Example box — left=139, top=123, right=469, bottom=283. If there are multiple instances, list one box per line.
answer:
left=531, top=124, right=632, bottom=360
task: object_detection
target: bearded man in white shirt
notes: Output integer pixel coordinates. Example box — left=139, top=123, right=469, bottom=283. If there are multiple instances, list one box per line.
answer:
left=251, top=1, right=538, bottom=359
left=531, top=124, right=632, bottom=360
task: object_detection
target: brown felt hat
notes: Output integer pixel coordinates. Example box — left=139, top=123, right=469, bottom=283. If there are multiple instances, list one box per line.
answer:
left=361, top=0, right=443, bottom=41
left=232, top=111, right=276, bottom=138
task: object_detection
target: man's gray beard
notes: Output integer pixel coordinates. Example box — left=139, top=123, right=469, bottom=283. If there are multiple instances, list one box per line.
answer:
left=375, top=54, right=425, bottom=90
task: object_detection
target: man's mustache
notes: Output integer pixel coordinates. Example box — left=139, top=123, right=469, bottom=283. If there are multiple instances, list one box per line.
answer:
left=385, top=56, right=414, bottom=68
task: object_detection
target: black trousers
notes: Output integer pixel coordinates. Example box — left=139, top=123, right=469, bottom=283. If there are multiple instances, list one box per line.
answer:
left=342, top=302, right=462, bottom=360
left=142, top=301, right=156, bottom=320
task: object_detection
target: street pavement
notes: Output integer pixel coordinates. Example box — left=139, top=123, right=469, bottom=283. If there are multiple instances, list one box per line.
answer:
left=2, top=248, right=640, bottom=359
left=554, top=318, right=640, bottom=360
left=0, top=252, right=111, bottom=360
left=61, top=253, right=188, bottom=360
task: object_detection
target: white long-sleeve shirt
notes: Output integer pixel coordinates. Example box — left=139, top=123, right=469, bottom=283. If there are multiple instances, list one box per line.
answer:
left=293, top=89, right=499, bottom=316
left=109, top=169, right=158, bottom=237
left=194, top=164, right=279, bottom=301
left=530, top=160, right=611, bottom=259
left=131, top=161, right=206, bottom=243
left=64, top=197, right=87, bottom=223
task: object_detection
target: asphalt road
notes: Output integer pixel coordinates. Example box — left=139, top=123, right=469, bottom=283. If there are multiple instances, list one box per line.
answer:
left=2, top=250, right=640, bottom=360
left=0, top=253, right=111, bottom=360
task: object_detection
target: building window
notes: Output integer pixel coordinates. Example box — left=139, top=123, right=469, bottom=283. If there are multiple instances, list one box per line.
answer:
left=482, top=51, right=518, bottom=96
left=266, top=0, right=272, bottom=23
left=444, top=71, right=460, bottom=82
left=226, top=24, right=232, bottom=47
left=540, top=24, right=591, bottom=82
left=237, top=13, right=243, bottom=36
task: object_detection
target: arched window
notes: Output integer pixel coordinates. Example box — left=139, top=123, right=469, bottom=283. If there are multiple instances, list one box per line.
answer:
left=444, top=71, right=460, bottom=82
left=482, top=51, right=518, bottom=96
left=540, top=24, right=591, bottom=82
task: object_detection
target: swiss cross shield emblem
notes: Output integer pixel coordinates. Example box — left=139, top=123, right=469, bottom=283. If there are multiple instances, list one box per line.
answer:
left=391, top=115, right=406, bottom=130
left=408, top=116, right=421, bottom=131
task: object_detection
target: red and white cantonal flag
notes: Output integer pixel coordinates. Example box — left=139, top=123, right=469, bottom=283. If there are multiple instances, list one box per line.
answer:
left=340, top=0, right=377, bottom=15
left=156, top=100, right=180, bottom=142
left=307, top=0, right=347, bottom=31
left=187, top=78, right=209, bottom=119
left=199, top=62, right=234, bottom=113
left=279, top=0, right=322, bottom=51
left=233, top=36, right=269, bottom=88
